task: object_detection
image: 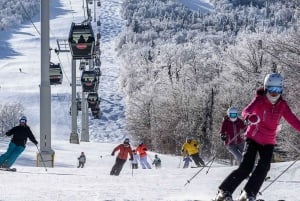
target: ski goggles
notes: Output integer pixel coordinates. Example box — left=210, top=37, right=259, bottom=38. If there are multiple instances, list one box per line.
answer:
left=229, top=113, right=237, bottom=118
left=267, top=86, right=283, bottom=94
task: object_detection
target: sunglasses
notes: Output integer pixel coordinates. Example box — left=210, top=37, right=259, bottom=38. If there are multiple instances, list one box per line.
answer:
left=229, top=113, right=237, bottom=118
left=267, top=86, right=282, bottom=94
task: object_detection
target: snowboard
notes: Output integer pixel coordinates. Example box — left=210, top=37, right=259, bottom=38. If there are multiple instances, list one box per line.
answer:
left=0, top=167, right=16, bottom=172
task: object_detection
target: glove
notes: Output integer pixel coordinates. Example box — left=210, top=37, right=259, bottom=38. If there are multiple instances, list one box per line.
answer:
left=221, top=134, right=226, bottom=141
left=34, top=141, right=38, bottom=145
left=129, top=157, right=133, bottom=161
left=143, top=148, right=147, bottom=151
left=247, top=114, right=260, bottom=125
left=111, top=152, right=115, bottom=156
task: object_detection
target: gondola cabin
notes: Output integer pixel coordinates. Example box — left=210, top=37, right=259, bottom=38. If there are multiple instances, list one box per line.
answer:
left=94, top=67, right=101, bottom=76
left=68, top=22, right=95, bottom=60
left=81, top=70, right=98, bottom=92
left=49, top=62, right=63, bottom=85
left=87, top=92, right=99, bottom=108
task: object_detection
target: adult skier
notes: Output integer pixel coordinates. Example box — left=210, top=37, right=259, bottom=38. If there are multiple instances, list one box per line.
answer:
left=0, top=116, right=38, bottom=169
left=219, top=106, right=246, bottom=165
left=135, top=141, right=152, bottom=169
left=214, top=73, right=300, bottom=201
left=181, top=136, right=205, bottom=167
left=110, top=138, right=133, bottom=176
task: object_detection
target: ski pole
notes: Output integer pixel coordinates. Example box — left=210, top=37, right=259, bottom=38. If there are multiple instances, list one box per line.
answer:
left=258, top=157, right=299, bottom=195
left=184, top=156, right=215, bottom=187
left=205, top=155, right=216, bottom=174
left=35, top=144, right=48, bottom=172
left=178, top=156, right=182, bottom=168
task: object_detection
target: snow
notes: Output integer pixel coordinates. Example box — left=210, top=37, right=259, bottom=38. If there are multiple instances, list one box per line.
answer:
left=0, top=0, right=299, bottom=200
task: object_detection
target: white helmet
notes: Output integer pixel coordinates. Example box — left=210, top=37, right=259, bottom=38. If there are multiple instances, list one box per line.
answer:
left=264, top=73, right=283, bottom=89
left=227, top=107, right=238, bottom=121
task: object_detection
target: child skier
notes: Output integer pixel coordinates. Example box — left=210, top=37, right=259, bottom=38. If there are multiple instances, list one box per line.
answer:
left=131, top=149, right=139, bottom=169
left=152, top=154, right=161, bottom=169
left=183, top=155, right=192, bottom=168
left=77, top=152, right=86, bottom=168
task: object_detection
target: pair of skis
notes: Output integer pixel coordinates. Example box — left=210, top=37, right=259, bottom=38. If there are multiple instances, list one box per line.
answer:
left=0, top=167, right=16, bottom=172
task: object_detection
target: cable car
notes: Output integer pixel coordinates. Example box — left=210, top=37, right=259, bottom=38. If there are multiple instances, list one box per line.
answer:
left=97, top=1, right=101, bottom=7
left=97, top=20, right=101, bottom=26
left=87, top=92, right=99, bottom=108
left=68, top=22, right=95, bottom=59
left=95, top=57, right=101, bottom=67
left=79, top=59, right=88, bottom=70
left=94, top=67, right=101, bottom=76
left=81, top=70, right=98, bottom=92
left=49, top=62, right=63, bottom=85
left=91, top=103, right=100, bottom=119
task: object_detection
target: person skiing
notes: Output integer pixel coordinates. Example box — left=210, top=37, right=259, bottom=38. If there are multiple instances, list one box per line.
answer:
left=214, top=73, right=300, bottom=201
left=219, top=106, right=247, bottom=165
left=77, top=152, right=86, bottom=168
left=110, top=138, right=133, bottom=176
left=181, top=136, right=205, bottom=167
left=135, top=141, right=151, bottom=169
left=131, top=149, right=139, bottom=169
left=183, top=155, right=192, bottom=168
left=0, top=116, right=38, bottom=169
left=152, top=154, right=161, bottom=169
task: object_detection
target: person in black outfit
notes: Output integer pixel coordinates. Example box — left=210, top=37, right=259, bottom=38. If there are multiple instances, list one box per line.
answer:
left=0, top=116, right=38, bottom=168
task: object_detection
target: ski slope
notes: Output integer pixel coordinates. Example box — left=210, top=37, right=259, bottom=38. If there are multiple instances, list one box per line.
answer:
left=0, top=0, right=299, bottom=200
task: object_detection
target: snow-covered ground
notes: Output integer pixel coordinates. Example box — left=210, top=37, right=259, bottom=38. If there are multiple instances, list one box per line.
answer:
left=0, top=0, right=299, bottom=200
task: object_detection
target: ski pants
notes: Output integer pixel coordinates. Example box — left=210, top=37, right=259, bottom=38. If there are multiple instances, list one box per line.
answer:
left=190, top=153, right=205, bottom=166
left=139, top=155, right=151, bottom=169
left=77, top=162, right=85, bottom=168
left=0, top=142, right=25, bottom=168
left=110, top=158, right=126, bottom=176
left=219, top=139, right=274, bottom=196
left=226, top=141, right=245, bottom=165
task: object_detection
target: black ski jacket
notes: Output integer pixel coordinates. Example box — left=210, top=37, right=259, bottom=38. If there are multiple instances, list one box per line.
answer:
left=6, top=125, right=38, bottom=147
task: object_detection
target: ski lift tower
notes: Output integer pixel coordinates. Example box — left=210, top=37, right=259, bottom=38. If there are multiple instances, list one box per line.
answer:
left=38, top=0, right=55, bottom=167
left=68, top=22, right=95, bottom=143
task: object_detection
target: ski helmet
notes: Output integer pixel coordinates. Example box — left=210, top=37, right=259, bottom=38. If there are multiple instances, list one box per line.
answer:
left=19, top=116, right=27, bottom=123
left=123, top=138, right=130, bottom=144
left=264, top=73, right=283, bottom=93
left=227, top=107, right=238, bottom=118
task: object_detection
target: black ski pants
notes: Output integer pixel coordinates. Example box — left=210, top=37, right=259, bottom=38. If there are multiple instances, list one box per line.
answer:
left=219, top=139, right=274, bottom=196
left=190, top=153, right=205, bottom=166
left=110, top=158, right=126, bottom=176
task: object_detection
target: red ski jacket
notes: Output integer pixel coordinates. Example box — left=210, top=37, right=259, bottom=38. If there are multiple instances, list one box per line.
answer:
left=220, top=116, right=246, bottom=145
left=242, top=87, right=300, bottom=145
left=112, top=144, right=133, bottom=160
left=135, top=144, right=148, bottom=157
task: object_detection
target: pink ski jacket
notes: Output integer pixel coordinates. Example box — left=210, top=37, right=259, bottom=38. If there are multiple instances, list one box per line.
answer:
left=242, top=87, right=300, bottom=145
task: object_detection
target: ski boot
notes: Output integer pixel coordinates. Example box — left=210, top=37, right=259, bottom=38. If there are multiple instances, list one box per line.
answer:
left=238, top=190, right=256, bottom=201
left=213, top=189, right=233, bottom=201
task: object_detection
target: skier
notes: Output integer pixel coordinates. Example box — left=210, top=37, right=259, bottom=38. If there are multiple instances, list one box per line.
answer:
left=219, top=106, right=246, bottom=165
left=110, top=138, right=133, bottom=176
left=183, top=155, right=192, bottom=168
left=135, top=141, right=151, bottom=169
left=0, top=116, right=38, bottom=169
left=214, top=73, right=300, bottom=201
left=131, top=149, right=139, bottom=169
left=181, top=136, right=205, bottom=167
left=77, top=152, right=86, bottom=168
left=152, top=154, right=161, bottom=169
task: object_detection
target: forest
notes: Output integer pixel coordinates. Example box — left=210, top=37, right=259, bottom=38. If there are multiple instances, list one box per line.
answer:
left=116, top=0, right=300, bottom=161
left=0, top=0, right=299, bottom=161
